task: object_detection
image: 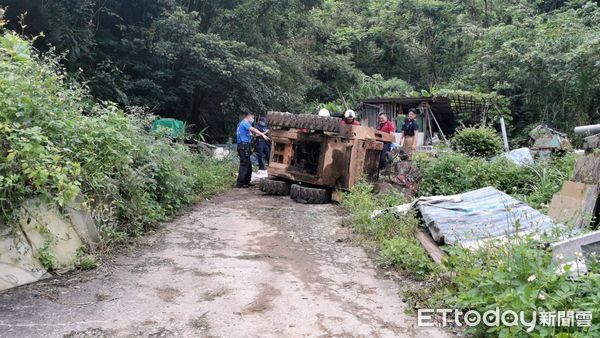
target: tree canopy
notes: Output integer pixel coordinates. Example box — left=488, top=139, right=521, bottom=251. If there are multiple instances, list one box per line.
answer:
left=2, top=0, right=598, bottom=141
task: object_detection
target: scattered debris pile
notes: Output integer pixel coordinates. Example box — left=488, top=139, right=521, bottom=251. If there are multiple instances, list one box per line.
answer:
left=373, top=187, right=569, bottom=253
left=378, top=148, right=420, bottom=198
left=372, top=122, right=599, bottom=260
left=529, top=124, right=572, bottom=157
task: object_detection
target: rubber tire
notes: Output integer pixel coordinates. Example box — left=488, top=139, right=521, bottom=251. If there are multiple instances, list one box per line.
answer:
left=290, top=184, right=331, bottom=204
left=261, top=179, right=291, bottom=195
left=267, top=111, right=341, bottom=133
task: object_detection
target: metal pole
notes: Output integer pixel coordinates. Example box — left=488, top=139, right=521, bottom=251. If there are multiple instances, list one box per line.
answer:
left=482, top=101, right=490, bottom=126
left=429, top=107, right=449, bottom=144
left=427, top=110, right=433, bottom=144
left=500, top=117, right=509, bottom=152
left=420, top=105, right=429, bottom=146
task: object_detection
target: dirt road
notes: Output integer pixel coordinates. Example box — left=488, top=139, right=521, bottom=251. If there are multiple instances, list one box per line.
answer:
left=0, top=189, right=447, bottom=337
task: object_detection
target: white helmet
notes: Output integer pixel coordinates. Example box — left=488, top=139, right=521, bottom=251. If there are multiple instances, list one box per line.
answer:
left=318, top=108, right=330, bottom=117
left=344, top=109, right=356, bottom=119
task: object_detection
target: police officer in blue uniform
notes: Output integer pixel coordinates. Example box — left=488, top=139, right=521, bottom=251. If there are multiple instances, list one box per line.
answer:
left=236, top=112, right=269, bottom=188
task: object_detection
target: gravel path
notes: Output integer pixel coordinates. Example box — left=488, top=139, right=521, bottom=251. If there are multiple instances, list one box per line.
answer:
left=0, top=188, right=447, bottom=337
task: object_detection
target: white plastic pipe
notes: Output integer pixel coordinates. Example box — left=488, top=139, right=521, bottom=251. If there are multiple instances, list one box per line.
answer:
left=574, top=124, right=600, bottom=136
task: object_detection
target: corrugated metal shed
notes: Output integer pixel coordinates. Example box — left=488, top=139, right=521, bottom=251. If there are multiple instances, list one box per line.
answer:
left=419, top=187, right=565, bottom=246
left=360, top=96, right=456, bottom=136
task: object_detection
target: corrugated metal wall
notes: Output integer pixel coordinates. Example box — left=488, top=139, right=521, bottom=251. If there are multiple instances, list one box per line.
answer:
left=362, top=103, right=398, bottom=129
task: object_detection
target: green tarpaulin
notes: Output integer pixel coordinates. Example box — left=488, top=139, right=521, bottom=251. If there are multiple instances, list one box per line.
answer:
left=151, top=118, right=185, bottom=138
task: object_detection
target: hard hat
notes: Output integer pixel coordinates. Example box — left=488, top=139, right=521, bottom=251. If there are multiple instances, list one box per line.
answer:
left=318, top=108, right=330, bottom=117
left=344, top=109, right=356, bottom=119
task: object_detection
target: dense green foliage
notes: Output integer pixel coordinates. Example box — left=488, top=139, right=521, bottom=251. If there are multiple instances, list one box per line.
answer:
left=451, top=126, right=504, bottom=158
left=2, top=0, right=598, bottom=140
left=344, top=183, right=600, bottom=336
left=0, top=32, right=234, bottom=242
left=443, top=237, right=600, bottom=337
left=417, top=152, right=575, bottom=210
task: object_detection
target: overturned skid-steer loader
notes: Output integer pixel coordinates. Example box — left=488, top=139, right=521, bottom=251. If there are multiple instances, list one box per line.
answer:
left=261, top=111, right=395, bottom=204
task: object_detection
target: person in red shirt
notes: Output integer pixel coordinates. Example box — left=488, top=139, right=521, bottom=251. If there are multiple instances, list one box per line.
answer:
left=340, top=109, right=361, bottom=126
left=377, top=112, right=396, bottom=133
left=377, top=113, right=396, bottom=168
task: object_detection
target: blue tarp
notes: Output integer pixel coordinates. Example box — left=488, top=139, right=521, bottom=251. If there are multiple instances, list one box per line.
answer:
left=497, top=147, right=534, bottom=166
left=419, top=187, right=565, bottom=246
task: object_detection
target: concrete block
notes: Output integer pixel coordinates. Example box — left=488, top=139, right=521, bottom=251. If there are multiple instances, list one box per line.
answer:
left=20, top=199, right=84, bottom=271
left=551, top=230, right=600, bottom=275
left=0, top=226, right=49, bottom=291
left=66, top=196, right=100, bottom=245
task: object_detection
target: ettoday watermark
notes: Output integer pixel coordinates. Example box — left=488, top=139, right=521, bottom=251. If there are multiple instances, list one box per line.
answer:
left=417, top=308, right=592, bottom=332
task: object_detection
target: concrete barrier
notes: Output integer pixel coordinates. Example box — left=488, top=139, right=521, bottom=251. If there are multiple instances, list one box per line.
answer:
left=0, top=198, right=100, bottom=292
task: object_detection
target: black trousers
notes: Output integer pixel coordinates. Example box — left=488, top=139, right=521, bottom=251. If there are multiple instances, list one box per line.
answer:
left=380, top=142, right=392, bottom=169
left=237, top=143, right=252, bottom=186
left=257, top=141, right=270, bottom=170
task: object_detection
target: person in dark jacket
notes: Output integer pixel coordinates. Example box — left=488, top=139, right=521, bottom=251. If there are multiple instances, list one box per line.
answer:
left=256, top=116, right=271, bottom=170
left=400, top=108, right=419, bottom=158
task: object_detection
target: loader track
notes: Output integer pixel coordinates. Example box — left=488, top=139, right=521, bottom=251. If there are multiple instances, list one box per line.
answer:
left=267, top=111, right=341, bottom=133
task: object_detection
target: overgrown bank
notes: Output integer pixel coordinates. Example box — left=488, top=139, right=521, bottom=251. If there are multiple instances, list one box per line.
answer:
left=0, top=32, right=235, bottom=252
